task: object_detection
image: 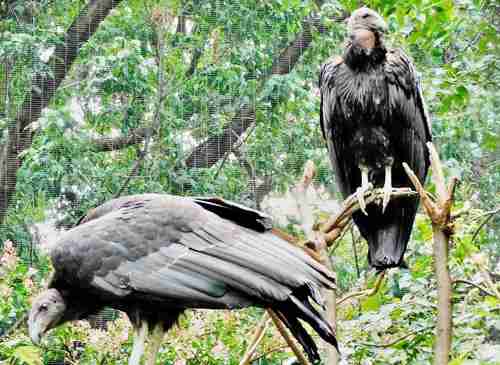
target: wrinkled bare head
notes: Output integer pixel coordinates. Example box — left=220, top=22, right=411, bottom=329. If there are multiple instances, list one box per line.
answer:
left=347, top=7, right=387, bottom=52
left=347, top=7, right=387, bottom=35
left=28, top=289, right=66, bottom=344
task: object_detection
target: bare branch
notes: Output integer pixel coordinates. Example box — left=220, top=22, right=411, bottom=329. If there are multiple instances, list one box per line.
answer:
left=470, top=206, right=500, bottom=245
left=452, top=279, right=498, bottom=298
left=404, top=143, right=457, bottom=365
left=239, top=313, right=272, bottom=365
left=315, top=187, right=416, bottom=247
left=358, top=326, right=433, bottom=348
left=268, top=309, right=311, bottom=365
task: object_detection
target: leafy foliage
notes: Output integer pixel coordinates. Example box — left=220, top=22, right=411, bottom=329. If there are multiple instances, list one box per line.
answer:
left=0, top=0, right=498, bottom=364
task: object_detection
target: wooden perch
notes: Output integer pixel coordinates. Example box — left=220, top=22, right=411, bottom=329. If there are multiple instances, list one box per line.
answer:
left=304, top=187, right=417, bottom=251
left=403, top=142, right=457, bottom=365
left=240, top=160, right=417, bottom=364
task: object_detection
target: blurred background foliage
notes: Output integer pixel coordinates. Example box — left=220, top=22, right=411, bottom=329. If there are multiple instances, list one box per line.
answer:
left=0, top=0, right=498, bottom=364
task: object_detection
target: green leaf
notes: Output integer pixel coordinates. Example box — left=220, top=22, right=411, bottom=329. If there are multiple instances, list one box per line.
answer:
left=361, top=291, right=383, bottom=312
left=448, top=356, right=465, bottom=365
left=13, top=345, right=43, bottom=365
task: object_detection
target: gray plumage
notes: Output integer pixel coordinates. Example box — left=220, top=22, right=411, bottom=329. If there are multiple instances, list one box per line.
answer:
left=29, top=194, right=337, bottom=364
left=319, top=7, right=432, bottom=269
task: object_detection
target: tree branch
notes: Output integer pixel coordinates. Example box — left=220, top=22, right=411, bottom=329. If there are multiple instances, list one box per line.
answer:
left=358, top=326, right=433, bottom=348
left=86, top=22, right=204, bottom=154
left=113, top=11, right=169, bottom=198
left=89, top=127, right=151, bottom=152
left=404, top=143, right=457, bottom=365
left=239, top=312, right=272, bottom=365
left=452, top=279, right=498, bottom=298
left=184, top=11, right=347, bottom=169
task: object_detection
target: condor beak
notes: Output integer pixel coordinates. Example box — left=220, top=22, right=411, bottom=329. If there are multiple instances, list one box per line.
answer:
left=28, top=318, right=43, bottom=345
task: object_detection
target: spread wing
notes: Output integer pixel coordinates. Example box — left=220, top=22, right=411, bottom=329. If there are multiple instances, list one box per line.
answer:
left=51, top=195, right=334, bottom=309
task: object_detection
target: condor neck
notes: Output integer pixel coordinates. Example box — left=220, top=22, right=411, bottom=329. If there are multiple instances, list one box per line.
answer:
left=344, top=45, right=387, bottom=71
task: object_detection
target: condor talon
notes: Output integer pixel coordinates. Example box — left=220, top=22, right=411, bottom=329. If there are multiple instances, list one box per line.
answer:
left=382, top=163, right=393, bottom=213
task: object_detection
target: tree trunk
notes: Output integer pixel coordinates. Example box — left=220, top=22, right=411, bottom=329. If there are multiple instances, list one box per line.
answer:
left=0, top=0, right=123, bottom=225
left=184, top=11, right=339, bottom=169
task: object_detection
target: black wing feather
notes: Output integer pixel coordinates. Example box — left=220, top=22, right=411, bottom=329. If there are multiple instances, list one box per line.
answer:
left=50, top=194, right=338, bottom=359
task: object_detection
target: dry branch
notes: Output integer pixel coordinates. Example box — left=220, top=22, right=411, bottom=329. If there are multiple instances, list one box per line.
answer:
left=404, top=142, right=457, bottom=365
left=452, top=279, right=498, bottom=298
left=240, top=160, right=417, bottom=364
left=336, top=271, right=386, bottom=307
left=239, top=313, right=272, bottom=365
left=303, top=187, right=416, bottom=251
left=292, top=160, right=339, bottom=365
left=268, top=309, right=311, bottom=365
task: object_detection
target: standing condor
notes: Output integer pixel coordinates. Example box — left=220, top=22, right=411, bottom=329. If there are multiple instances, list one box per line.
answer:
left=319, top=7, right=432, bottom=269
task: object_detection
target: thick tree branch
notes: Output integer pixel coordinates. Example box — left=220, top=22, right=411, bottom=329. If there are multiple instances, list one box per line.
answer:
left=184, top=11, right=346, bottom=169
left=404, top=143, right=458, bottom=365
left=89, top=127, right=150, bottom=152
left=0, top=0, right=123, bottom=225
left=185, top=105, right=255, bottom=168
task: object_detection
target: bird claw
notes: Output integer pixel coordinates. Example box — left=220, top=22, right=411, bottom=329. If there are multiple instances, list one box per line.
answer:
left=382, top=185, right=391, bottom=213
left=381, top=163, right=393, bottom=214
left=356, top=183, right=373, bottom=216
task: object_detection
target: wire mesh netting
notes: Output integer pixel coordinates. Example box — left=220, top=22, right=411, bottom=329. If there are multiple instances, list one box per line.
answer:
left=0, top=0, right=341, bottom=341
left=2, top=1, right=500, bottom=364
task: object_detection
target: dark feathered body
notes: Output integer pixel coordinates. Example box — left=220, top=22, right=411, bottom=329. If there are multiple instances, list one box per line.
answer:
left=43, top=194, right=337, bottom=362
left=320, top=31, right=432, bottom=269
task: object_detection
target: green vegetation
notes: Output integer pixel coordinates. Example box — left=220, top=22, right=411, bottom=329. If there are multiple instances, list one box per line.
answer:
left=0, top=0, right=498, bottom=364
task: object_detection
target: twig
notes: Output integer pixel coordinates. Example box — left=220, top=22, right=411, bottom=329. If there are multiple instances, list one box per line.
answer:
left=336, top=271, right=386, bottom=306
left=249, top=344, right=289, bottom=363
left=239, top=312, right=272, bottom=365
left=470, top=207, right=499, bottom=245
left=351, top=229, right=361, bottom=279
left=452, top=279, right=497, bottom=298
left=213, top=123, right=257, bottom=182
left=470, top=254, right=500, bottom=298
left=358, top=326, right=433, bottom=348
left=268, top=309, right=311, bottom=365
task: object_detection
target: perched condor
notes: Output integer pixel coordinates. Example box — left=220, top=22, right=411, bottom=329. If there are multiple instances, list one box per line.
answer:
left=319, top=7, right=432, bottom=269
left=28, top=194, right=337, bottom=365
